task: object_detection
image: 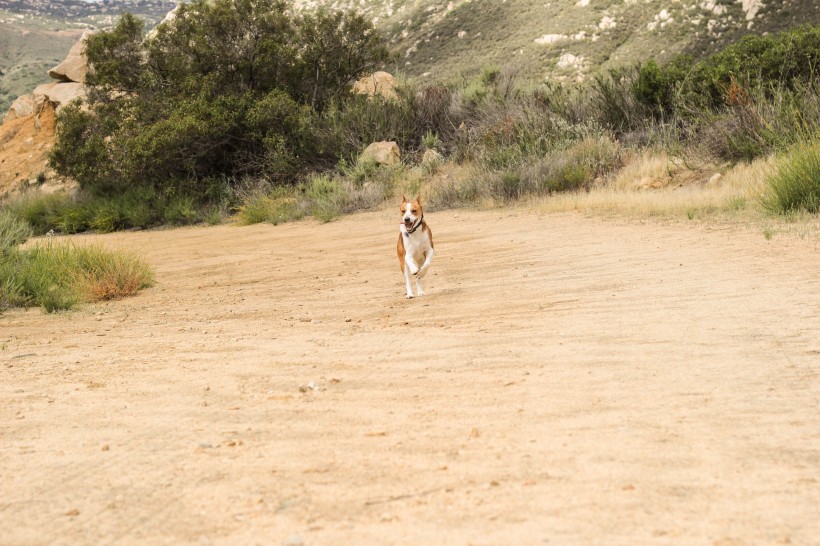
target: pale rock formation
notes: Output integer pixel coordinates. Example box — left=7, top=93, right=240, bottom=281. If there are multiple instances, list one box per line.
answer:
left=534, top=34, right=567, bottom=45
left=33, top=82, right=86, bottom=112
left=48, top=30, right=92, bottom=84
left=3, top=94, right=35, bottom=124
left=352, top=71, right=398, bottom=101
left=422, top=148, right=443, bottom=164
left=360, top=141, right=401, bottom=166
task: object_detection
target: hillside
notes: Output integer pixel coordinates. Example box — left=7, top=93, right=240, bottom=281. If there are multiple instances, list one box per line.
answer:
left=2, top=0, right=820, bottom=112
left=298, top=0, right=820, bottom=85
left=0, top=0, right=174, bottom=113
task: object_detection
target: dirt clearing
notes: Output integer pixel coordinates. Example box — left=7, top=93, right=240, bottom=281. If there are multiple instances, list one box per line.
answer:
left=2, top=209, right=819, bottom=545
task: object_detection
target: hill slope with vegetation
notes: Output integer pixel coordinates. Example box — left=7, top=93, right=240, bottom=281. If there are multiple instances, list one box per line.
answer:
left=3, top=0, right=820, bottom=113
left=0, top=0, right=817, bottom=247
left=298, top=0, right=820, bottom=85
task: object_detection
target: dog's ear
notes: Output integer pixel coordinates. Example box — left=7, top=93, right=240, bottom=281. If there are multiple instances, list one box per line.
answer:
left=416, top=194, right=423, bottom=205
left=401, top=195, right=408, bottom=204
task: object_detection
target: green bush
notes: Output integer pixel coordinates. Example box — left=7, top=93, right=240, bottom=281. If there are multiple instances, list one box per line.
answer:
left=763, top=140, right=820, bottom=214
left=8, top=192, right=77, bottom=234
left=307, top=174, right=347, bottom=222
left=50, top=0, right=389, bottom=203
left=634, top=26, right=820, bottom=117
left=163, top=197, right=199, bottom=226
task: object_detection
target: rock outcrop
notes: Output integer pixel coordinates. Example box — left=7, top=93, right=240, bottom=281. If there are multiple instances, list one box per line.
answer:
left=422, top=148, right=443, bottom=164
left=33, top=82, right=86, bottom=111
left=3, top=95, right=36, bottom=125
left=48, top=30, right=91, bottom=84
left=360, top=141, right=401, bottom=166
left=0, top=102, right=64, bottom=197
left=0, top=31, right=91, bottom=194
left=352, top=71, right=398, bottom=101
left=2, top=31, right=89, bottom=125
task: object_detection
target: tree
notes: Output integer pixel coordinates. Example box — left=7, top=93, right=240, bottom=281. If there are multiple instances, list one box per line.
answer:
left=51, top=0, right=390, bottom=198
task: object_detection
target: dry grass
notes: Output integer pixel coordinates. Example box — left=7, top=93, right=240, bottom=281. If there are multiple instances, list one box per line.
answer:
left=610, top=150, right=674, bottom=190
left=537, top=157, right=772, bottom=219
left=1, top=240, right=155, bottom=312
left=73, top=248, right=156, bottom=301
left=417, top=153, right=817, bottom=238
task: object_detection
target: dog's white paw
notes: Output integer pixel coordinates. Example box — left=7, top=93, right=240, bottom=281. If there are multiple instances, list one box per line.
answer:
left=410, top=268, right=420, bottom=276
left=405, top=293, right=414, bottom=299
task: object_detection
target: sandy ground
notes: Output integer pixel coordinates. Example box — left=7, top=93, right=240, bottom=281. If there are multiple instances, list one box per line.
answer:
left=1, top=209, right=819, bottom=546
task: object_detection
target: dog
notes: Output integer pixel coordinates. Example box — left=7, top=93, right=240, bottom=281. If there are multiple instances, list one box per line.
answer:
left=396, top=195, right=435, bottom=298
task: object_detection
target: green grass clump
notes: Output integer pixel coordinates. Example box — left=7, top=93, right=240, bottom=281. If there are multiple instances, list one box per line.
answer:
left=762, top=140, right=820, bottom=214
left=0, top=235, right=154, bottom=313
left=4, top=189, right=217, bottom=235
left=237, top=187, right=307, bottom=226
left=307, top=174, right=347, bottom=223
left=2, top=206, right=154, bottom=312
left=0, top=210, right=32, bottom=253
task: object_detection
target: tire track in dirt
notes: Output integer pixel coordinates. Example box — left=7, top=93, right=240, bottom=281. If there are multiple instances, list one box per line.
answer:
left=1, top=209, right=818, bottom=545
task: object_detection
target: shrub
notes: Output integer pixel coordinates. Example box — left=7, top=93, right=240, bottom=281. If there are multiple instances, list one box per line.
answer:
left=340, top=158, right=380, bottom=187
left=8, top=192, right=77, bottom=234
left=422, top=130, right=442, bottom=151
left=762, top=140, right=820, bottom=214
left=237, top=188, right=306, bottom=226
left=700, top=82, right=820, bottom=162
left=2, top=189, right=225, bottom=235
left=592, top=66, right=652, bottom=133
left=163, top=196, right=198, bottom=226
left=307, top=174, right=347, bottom=222
left=634, top=26, right=820, bottom=117
left=429, top=176, right=482, bottom=209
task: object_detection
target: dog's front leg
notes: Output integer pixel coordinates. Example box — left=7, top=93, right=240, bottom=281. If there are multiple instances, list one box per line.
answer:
left=403, top=265, right=415, bottom=298
left=415, top=277, right=425, bottom=296
left=416, top=248, right=435, bottom=278
left=404, top=253, right=420, bottom=276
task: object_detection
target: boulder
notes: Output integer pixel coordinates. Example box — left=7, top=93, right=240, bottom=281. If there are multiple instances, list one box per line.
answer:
left=3, top=94, right=36, bottom=124
left=147, top=5, right=181, bottom=40
left=33, top=82, right=86, bottom=111
left=360, top=141, right=400, bottom=166
left=48, top=30, right=92, bottom=84
left=422, top=148, right=443, bottom=164
left=352, top=71, right=398, bottom=101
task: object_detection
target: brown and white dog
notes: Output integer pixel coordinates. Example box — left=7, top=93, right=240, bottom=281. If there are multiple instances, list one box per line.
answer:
left=396, top=195, right=435, bottom=298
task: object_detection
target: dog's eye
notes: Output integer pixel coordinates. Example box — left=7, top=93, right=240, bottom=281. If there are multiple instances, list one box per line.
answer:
left=411, top=209, right=417, bottom=213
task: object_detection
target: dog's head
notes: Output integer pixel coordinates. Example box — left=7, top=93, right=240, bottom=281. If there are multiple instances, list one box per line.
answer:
left=400, top=195, right=423, bottom=230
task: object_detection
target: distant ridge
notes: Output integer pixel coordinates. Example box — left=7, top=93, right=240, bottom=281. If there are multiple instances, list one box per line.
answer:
left=2, top=0, right=820, bottom=115
left=0, top=0, right=176, bottom=112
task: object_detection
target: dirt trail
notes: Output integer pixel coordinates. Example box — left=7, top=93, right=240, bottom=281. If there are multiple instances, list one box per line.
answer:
left=2, top=209, right=819, bottom=546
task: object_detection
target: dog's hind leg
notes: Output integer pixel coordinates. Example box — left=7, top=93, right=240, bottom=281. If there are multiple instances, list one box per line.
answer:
left=415, top=277, right=425, bottom=296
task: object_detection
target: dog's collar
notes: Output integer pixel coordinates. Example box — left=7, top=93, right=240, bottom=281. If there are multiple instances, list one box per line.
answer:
left=403, top=215, right=423, bottom=237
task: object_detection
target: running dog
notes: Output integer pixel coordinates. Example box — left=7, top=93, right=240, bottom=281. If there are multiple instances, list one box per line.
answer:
left=396, top=195, right=435, bottom=298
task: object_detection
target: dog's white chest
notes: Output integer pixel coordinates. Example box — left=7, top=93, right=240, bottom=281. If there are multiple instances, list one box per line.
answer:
left=402, top=228, right=431, bottom=263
